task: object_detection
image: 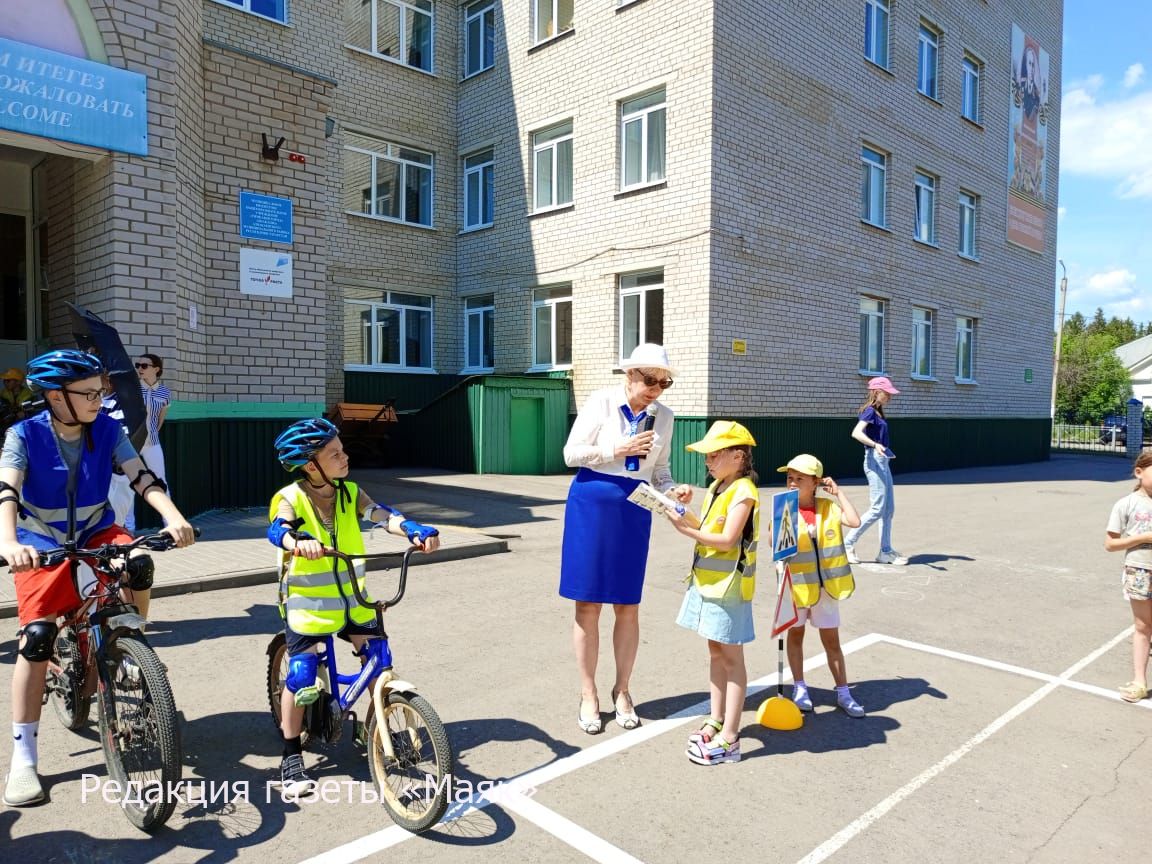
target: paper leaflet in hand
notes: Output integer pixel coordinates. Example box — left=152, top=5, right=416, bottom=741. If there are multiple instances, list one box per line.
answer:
left=626, top=482, right=700, bottom=528
left=771, top=561, right=799, bottom=638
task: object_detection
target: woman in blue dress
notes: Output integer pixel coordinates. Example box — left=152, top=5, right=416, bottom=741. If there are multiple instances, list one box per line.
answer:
left=560, top=343, right=693, bottom=734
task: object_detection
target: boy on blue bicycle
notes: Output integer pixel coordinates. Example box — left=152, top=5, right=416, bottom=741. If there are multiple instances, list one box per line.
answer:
left=268, top=418, right=439, bottom=797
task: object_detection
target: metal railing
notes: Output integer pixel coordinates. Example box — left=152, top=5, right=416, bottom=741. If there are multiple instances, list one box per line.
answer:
left=1051, top=423, right=1128, bottom=454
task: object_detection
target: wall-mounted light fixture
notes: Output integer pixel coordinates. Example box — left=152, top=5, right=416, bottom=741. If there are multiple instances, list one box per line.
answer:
left=261, top=133, right=286, bottom=161
left=324, top=117, right=336, bottom=139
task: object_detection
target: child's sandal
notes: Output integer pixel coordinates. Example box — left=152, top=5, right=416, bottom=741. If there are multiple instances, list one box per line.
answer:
left=688, top=717, right=723, bottom=745
left=1118, top=681, right=1148, bottom=703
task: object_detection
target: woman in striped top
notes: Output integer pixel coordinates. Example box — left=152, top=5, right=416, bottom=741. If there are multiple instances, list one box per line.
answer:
left=136, top=354, right=171, bottom=487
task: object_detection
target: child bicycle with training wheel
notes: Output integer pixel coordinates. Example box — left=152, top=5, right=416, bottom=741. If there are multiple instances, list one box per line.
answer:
left=266, top=419, right=450, bottom=829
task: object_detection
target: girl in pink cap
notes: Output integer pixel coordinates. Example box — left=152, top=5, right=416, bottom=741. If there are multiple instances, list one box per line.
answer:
left=844, top=376, right=907, bottom=565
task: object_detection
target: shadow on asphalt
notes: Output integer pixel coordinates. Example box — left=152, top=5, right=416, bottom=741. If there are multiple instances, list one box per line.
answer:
left=358, top=473, right=566, bottom=530
left=906, top=553, right=975, bottom=567
left=144, top=603, right=282, bottom=650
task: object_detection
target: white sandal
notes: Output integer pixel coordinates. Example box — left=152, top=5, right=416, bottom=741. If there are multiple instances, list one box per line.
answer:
left=578, top=697, right=603, bottom=734
left=612, top=689, right=640, bottom=730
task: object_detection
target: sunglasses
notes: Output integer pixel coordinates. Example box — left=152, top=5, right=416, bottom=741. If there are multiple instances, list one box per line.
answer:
left=134, top=362, right=154, bottom=370
left=64, top=388, right=108, bottom=403
left=633, top=372, right=673, bottom=390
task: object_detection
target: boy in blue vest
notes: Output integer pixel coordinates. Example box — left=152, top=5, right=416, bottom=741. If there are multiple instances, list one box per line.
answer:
left=268, top=418, right=439, bottom=798
left=0, top=350, right=195, bottom=807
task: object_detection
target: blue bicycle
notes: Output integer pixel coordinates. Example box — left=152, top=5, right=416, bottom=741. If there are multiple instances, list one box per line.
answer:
left=265, top=546, right=454, bottom=832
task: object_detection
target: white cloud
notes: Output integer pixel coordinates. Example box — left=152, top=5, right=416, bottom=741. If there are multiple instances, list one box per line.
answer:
left=1124, top=63, right=1145, bottom=88
left=1068, top=268, right=1146, bottom=318
left=1061, top=78, right=1152, bottom=199
left=1057, top=206, right=1066, bottom=220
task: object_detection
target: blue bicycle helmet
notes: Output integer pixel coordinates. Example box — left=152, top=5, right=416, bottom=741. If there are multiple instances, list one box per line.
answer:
left=25, top=349, right=105, bottom=391
left=275, top=418, right=339, bottom=469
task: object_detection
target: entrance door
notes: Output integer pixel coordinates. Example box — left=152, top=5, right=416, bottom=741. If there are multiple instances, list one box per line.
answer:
left=508, top=396, right=545, bottom=474
left=0, top=210, right=31, bottom=371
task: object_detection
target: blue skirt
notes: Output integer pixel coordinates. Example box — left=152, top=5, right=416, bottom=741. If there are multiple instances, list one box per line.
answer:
left=559, top=468, right=652, bottom=605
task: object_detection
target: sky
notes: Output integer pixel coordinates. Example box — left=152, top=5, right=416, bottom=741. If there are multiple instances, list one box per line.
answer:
left=1056, top=1, right=1152, bottom=325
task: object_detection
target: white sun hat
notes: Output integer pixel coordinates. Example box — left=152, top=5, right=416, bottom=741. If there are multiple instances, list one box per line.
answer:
left=621, top=343, right=675, bottom=376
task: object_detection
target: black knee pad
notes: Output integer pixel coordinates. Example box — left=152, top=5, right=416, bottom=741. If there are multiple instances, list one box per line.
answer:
left=126, top=554, right=155, bottom=591
left=18, top=621, right=58, bottom=662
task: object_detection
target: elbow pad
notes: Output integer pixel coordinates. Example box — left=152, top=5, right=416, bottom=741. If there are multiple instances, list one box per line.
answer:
left=399, top=519, right=439, bottom=543
left=268, top=517, right=303, bottom=549
left=365, top=503, right=403, bottom=522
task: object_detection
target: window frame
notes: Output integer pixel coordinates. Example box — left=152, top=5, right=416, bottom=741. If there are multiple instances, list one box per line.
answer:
left=914, top=170, right=937, bottom=245
left=463, top=148, right=494, bottom=230
left=618, top=271, right=665, bottom=364
left=463, top=0, right=495, bottom=78
left=917, top=23, right=941, bottom=100
left=532, top=120, right=574, bottom=213
left=619, top=88, right=667, bottom=192
left=958, top=190, right=978, bottom=259
left=345, top=137, right=435, bottom=228
left=860, top=146, right=887, bottom=228
left=530, top=285, right=573, bottom=370
left=859, top=296, right=886, bottom=375
left=911, top=307, right=935, bottom=380
left=211, top=0, right=288, bottom=24
left=345, top=291, right=436, bottom=372
left=955, top=316, right=977, bottom=382
left=462, top=293, right=495, bottom=372
left=961, top=54, right=982, bottom=124
left=864, top=0, right=890, bottom=69
left=533, top=0, right=574, bottom=45
left=347, top=0, right=435, bottom=73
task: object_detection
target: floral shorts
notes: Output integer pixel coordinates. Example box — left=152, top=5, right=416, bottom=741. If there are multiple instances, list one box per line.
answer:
left=1122, top=565, right=1152, bottom=601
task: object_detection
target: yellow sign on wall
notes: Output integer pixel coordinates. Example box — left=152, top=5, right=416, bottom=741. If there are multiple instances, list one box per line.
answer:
left=732, top=339, right=747, bottom=355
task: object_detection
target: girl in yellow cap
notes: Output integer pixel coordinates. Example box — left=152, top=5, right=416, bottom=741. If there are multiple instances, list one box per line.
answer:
left=668, top=420, right=759, bottom=765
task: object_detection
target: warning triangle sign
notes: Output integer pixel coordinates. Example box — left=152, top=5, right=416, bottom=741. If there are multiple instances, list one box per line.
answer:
left=771, top=562, right=799, bottom=638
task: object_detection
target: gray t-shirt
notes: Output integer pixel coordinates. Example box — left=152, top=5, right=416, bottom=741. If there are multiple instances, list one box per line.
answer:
left=1, top=423, right=138, bottom=474
left=1106, top=492, right=1152, bottom=571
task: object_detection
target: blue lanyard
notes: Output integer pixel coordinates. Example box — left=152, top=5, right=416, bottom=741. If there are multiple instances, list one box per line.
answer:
left=620, top=405, right=648, bottom=471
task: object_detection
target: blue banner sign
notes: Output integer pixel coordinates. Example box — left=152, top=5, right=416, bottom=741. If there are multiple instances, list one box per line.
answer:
left=239, top=191, right=294, bottom=245
left=0, top=37, right=147, bottom=155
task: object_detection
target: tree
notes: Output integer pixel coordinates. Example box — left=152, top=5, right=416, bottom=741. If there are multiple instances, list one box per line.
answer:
left=1055, top=329, right=1132, bottom=423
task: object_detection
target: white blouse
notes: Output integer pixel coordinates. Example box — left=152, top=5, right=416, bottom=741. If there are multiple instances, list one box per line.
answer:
left=563, top=385, right=676, bottom=492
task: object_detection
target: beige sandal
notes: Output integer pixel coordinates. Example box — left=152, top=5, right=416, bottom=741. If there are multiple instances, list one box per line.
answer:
left=1118, top=681, right=1148, bottom=703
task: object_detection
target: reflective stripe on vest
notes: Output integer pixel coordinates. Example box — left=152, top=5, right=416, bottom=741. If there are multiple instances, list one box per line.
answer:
left=790, top=497, right=855, bottom=607
left=16, top=411, right=117, bottom=550
left=269, top=481, right=375, bottom=634
left=691, top=477, right=759, bottom=600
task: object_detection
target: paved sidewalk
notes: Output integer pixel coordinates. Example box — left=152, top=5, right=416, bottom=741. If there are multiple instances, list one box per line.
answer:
left=0, top=469, right=537, bottom=619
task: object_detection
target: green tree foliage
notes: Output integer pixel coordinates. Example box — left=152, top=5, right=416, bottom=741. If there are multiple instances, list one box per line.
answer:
left=1055, top=308, right=1143, bottom=423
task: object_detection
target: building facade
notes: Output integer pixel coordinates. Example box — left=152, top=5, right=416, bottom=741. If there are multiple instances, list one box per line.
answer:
left=0, top=0, right=1061, bottom=512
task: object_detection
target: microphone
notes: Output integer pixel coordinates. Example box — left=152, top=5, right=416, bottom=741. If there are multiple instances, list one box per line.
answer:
left=637, top=405, right=657, bottom=461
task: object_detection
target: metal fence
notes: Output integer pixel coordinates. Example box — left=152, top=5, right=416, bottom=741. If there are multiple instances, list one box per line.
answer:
left=1051, top=423, right=1129, bottom=454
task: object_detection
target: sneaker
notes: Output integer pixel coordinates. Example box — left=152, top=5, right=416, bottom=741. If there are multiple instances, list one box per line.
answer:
left=837, top=693, right=866, bottom=718
left=791, top=684, right=813, bottom=712
left=3, top=763, right=45, bottom=807
left=279, top=754, right=317, bottom=799
left=845, top=544, right=860, bottom=565
left=686, top=736, right=741, bottom=765
left=877, top=551, right=909, bottom=566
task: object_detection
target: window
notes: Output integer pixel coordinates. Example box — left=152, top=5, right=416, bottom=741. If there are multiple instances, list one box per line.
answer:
left=344, top=132, right=433, bottom=227
left=914, top=171, right=936, bottom=244
left=864, top=0, right=889, bottom=68
left=962, top=55, right=982, bottom=123
left=534, top=0, right=573, bottom=43
left=912, top=308, right=934, bottom=378
left=620, top=89, right=666, bottom=190
left=917, top=24, right=940, bottom=99
left=956, top=317, right=976, bottom=381
left=214, top=0, right=287, bottom=22
left=347, top=0, right=433, bottom=72
left=532, top=286, right=572, bottom=368
left=860, top=146, right=886, bottom=227
left=463, top=149, right=494, bottom=229
left=464, top=294, right=494, bottom=370
left=859, top=296, right=885, bottom=373
left=464, top=1, right=495, bottom=77
left=345, top=291, right=434, bottom=370
left=958, top=191, right=978, bottom=257
left=533, top=121, right=573, bottom=211
left=619, top=271, right=664, bottom=361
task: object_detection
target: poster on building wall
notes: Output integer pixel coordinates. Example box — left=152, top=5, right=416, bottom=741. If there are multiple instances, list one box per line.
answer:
left=239, top=248, right=293, bottom=298
left=1006, top=24, right=1050, bottom=253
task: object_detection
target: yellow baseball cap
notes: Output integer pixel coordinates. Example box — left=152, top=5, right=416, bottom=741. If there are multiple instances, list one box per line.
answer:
left=1, top=368, right=24, bottom=382
left=686, top=421, right=756, bottom=453
left=777, top=454, right=823, bottom=477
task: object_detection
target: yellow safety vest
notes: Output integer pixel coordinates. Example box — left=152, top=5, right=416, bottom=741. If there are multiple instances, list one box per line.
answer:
left=790, top=497, right=855, bottom=607
left=691, top=477, right=759, bottom=601
left=269, top=481, right=375, bottom=635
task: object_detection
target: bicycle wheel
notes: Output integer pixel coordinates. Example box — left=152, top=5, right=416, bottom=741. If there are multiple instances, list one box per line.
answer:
left=48, top=626, right=90, bottom=730
left=366, top=692, right=453, bottom=833
left=266, top=632, right=329, bottom=749
left=98, top=634, right=181, bottom=832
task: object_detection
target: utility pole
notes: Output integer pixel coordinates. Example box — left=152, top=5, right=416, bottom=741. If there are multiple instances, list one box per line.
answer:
left=1051, top=260, right=1068, bottom=418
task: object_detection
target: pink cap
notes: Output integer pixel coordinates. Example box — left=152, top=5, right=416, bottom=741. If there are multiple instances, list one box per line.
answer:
left=867, top=376, right=900, bottom=395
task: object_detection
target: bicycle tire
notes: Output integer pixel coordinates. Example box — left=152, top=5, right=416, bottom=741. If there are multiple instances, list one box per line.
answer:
left=98, top=634, right=181, bottom=832
left=366, top=692, right=454, bottom=833
left=267, top=632, right=331, bottom=749
left=48, top=627, right=90, bottom=730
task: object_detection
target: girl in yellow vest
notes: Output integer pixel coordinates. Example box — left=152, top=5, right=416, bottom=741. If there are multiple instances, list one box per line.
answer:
left=668, top=421, right=759, bottom=765
left=778, top=454, right=865, bottom=717
left=268, top=419, right=440, bottom=797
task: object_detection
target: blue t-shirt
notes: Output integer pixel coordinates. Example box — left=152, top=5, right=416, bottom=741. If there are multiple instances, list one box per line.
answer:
left=859, top=406, right=889, bottom=449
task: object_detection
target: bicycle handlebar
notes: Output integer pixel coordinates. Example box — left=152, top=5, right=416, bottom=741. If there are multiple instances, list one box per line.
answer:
left=316, top=546, right=418, bottom=612
left=0, top=527, right=202, bottom=568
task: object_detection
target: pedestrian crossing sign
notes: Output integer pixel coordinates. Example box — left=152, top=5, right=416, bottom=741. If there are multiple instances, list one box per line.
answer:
left=772, top=489, right=799, bottom=560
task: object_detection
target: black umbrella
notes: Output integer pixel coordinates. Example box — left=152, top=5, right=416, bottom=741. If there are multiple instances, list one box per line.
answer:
left=66, top=303, right=147, bottom=451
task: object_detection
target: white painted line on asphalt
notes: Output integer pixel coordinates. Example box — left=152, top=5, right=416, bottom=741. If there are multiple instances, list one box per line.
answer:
left=496, top=791, right=647, bottom=863
left=297, top=633, right=885, bottom=864
left=794, top=627, right=1134, bottom=864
